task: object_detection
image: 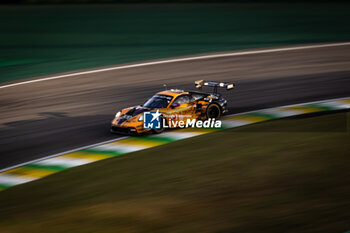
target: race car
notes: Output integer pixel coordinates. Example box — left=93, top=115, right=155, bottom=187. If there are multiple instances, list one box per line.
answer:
left=111, top=80, right=235, bottom=135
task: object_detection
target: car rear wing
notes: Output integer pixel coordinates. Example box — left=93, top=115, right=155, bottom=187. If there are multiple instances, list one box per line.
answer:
left=195, top=80, right=235, bottom=93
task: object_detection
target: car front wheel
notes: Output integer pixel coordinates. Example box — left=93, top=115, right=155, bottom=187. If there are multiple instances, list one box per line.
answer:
left=152, top=116, right=166, bottom=134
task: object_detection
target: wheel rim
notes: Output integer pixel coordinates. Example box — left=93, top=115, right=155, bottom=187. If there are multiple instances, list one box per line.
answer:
left=152, top=117, right=164, bottom=133
left=208, top=106, right=220, bottom=119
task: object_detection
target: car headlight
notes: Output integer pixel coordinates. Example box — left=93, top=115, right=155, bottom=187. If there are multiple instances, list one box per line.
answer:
left=138, top=114, right=143, bottom=121
left=115, top=111, right=121, bottom=118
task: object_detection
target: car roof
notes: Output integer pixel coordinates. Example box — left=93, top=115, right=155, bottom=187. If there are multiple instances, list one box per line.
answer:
left=157, top=90, right=189, bottom=98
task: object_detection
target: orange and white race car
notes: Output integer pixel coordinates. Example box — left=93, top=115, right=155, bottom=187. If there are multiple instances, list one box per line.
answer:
left=111, top=80, right=235, bottom=135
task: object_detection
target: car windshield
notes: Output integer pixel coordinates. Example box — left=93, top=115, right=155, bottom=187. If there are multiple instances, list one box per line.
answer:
left=144, top=94, right=173, bottom=108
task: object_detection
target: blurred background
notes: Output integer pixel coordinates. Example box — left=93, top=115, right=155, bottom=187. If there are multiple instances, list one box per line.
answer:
left=0, top=1, right=349, bottom=233
left=1, top=0, right=350, bottom=83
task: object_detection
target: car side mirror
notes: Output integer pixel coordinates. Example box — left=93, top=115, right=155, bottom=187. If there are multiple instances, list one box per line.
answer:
left=171, top=103, right=180, bottom=108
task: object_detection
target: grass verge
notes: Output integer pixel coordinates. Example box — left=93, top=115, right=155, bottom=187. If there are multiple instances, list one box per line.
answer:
left=1, top=4, right=350, bottom=82
left=0, top=111, right=349, bottom=233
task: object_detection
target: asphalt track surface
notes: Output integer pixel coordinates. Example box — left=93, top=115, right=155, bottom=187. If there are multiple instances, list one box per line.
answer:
left=1, top=44, right=350, bottom=170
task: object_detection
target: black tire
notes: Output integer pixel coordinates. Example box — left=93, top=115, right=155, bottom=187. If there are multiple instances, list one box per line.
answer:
left=206, top=103, right=221, bottom=119
left=152, top=116, right=166, bottom=134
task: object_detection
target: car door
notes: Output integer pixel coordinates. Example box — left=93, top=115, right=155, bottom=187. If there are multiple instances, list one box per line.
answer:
left=168, top=95, right=196, bottom=125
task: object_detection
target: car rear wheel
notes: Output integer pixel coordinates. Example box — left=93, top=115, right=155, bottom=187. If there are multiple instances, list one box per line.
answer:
left=206, top=103, right=221, bottom=119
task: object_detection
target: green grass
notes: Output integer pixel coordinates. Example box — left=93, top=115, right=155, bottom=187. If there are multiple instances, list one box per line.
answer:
left=0, top=111, right=349, bottom=233
left=1, top=3, right=350, bottom=83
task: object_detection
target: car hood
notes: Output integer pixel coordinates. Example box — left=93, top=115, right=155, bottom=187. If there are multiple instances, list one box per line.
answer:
left=117, top=106, right=150, bottom=125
